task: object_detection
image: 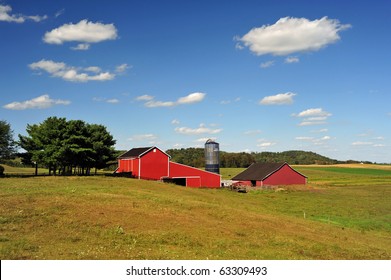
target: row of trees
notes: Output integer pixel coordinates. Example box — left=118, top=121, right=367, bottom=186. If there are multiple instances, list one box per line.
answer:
left=0, top=117, right=117, bottom=175
left=166, top=148, right=343, bottom=168
left=19, top=117, right=117, bottom=175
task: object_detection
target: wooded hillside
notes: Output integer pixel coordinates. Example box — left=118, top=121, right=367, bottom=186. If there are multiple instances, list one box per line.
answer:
left=166, top=148, right=345, bottom=168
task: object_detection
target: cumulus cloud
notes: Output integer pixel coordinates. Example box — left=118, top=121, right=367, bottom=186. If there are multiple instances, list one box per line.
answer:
left=293, top=108, right=332, bottom=126
left=29, top=59, right=117, bottom=82
left=175, top=124, right=222, bottom=135
left=43, top=20, right=118, bottom=49
left=237, top=16, right=351, bottom=56
left=0, top=4, right=47, bottom=23
left=177, top=92, right=205, bottom=104
left=137, top=92, right=206, bottom=108
left=3, top=94, right=70, bottom=110
left=260, top=92, right=296, bottom=105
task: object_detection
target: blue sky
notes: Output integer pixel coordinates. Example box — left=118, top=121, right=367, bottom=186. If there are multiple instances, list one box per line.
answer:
left=1, top=0, right=390, bottom=163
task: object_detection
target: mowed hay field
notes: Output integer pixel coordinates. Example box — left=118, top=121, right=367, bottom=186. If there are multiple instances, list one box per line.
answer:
left=0, top=164, right=390, bottom=260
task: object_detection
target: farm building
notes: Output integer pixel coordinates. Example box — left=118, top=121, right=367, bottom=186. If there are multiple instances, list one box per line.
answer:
left=231, top=162, right=307, bottom=187
left=116, top=146, right=221, bottom=188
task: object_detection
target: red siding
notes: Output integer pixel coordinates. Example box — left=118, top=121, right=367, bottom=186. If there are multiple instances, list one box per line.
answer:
left=186, top=177, right=201, bottom=188
left=263, top=164, right=306, bottom=185
left=117, top=147, right=220, bottom=188
left=139, top=148, right=169, bottom=180
left=118, top=158, right=139, bottom=175
left=169, top=162, right=221, bottom=188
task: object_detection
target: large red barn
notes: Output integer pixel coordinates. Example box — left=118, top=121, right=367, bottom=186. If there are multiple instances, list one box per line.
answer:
left=116, top=146, right=221, bottom=188
left=231, top=162, right=307, bottom=186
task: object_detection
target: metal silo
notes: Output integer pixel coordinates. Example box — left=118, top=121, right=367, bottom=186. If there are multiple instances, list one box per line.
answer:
left=205, top=139, right=220, bottom=174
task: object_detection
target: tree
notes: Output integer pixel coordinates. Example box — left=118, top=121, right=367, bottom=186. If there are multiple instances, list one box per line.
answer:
left=19, top=117, right=117, bottom=175
left=0, top=120, right=17, bottom=160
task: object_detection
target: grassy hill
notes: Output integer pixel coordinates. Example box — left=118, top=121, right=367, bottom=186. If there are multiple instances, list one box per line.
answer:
left=0, top=164, right=390, bottom=259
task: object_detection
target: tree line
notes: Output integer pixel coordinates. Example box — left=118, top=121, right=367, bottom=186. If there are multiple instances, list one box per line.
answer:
left=0, top=117, right=117, bottom=175
left=166, top=148, right=344, bottom=168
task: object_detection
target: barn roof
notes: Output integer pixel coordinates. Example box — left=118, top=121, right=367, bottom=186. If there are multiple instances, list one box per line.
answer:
left=118, top=146, right=171, bottom=159
left=231, top=162, right=306, bottom=181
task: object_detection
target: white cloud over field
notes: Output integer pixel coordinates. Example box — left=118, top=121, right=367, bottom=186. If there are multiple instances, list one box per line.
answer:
left=237, top=16, right=351, bottom=56
left=3, top=94, right=70, bottom=110
left=260, top=92, right=296, bottom=105
left=29, top=59, right=124, bottom=82
left=0, top=4, right=47, bottom=23
left=43, top=20, right=118, bottom=50
left=136, top=92, right=206, bottom=108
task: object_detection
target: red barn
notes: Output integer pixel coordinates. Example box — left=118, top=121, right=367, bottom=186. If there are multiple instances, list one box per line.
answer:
left=116, top=146, right=221, bottom=188
left=231, top=162, right=307, bottom=187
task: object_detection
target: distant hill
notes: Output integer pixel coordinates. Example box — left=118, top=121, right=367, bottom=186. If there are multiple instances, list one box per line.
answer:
left=165, top=148, right=349, bottom=168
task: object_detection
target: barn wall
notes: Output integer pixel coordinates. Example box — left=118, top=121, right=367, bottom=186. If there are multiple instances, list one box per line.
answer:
left=139, top=148, right=169, bottom=180
left=118, top=158, right=137, bottom=174
left=169, top=162, right=220, bottom=188
left=186, top=177, right=201, bottom=187
left=263, top=164, right=306, bottom=185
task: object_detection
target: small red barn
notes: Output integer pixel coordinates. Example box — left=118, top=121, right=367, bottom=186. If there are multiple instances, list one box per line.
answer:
left=116, top=146, right=221, bottom=188
left=231, top=162, right=307, bottom=187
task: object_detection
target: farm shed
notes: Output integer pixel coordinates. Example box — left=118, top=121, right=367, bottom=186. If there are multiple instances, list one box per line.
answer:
left=116, top=146, right=221, bottom=188
left=231, top=162, right=307, bottom=187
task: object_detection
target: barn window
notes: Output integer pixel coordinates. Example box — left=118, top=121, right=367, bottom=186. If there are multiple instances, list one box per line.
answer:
left=153, top=148, right=156, bottom=152
left=251, top=180, right=256, bottom=187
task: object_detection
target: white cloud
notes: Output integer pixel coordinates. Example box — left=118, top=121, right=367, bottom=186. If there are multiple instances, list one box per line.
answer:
left=43, top=20, right=118, bottom=49
left=237, top=16, right=351, bottom=56
left=171, top=119, right=180, bottom=125
left=29, top=59, right=116, bottom=82
left=285, top=56, right=300, bottom=63
left=145, top=100, right=176, bottom=108
left=137, top=92, right=206, bottom=108
left=85, top=66, right=102, bottom=73
left=175, top=124, right=222, bottom=135
left=260, top=92, right=296, bottom=105
left=71, top=43, right=90, bottom=51
left=3, top=94, right=70, bottom=110
left=177, top=92, right=205, bottom=104
left=257, top=140, right=276, bottom=148
left=296, top=135, right=332, bottom=145
left=136, top=95, right=154, bottom=101
left=107, top=99, right=119, bottom=104
left=294, top=108, right=332, bottom=126
left=296, top=108, right=332, bottom=118
left=93, top=97, right=119, bottom=104
left=260, top=60, right=275, bottom=68
left=116, top=63, right=131, bottom=73
left=0, top=4, right=47, bottom=23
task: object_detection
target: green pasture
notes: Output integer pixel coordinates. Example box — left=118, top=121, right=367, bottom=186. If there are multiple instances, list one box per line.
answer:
left=0, top=164, right=390, bottom=259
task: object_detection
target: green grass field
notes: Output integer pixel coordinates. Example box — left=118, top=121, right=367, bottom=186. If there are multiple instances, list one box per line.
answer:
left=0, top=164, right=390, bottom=260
